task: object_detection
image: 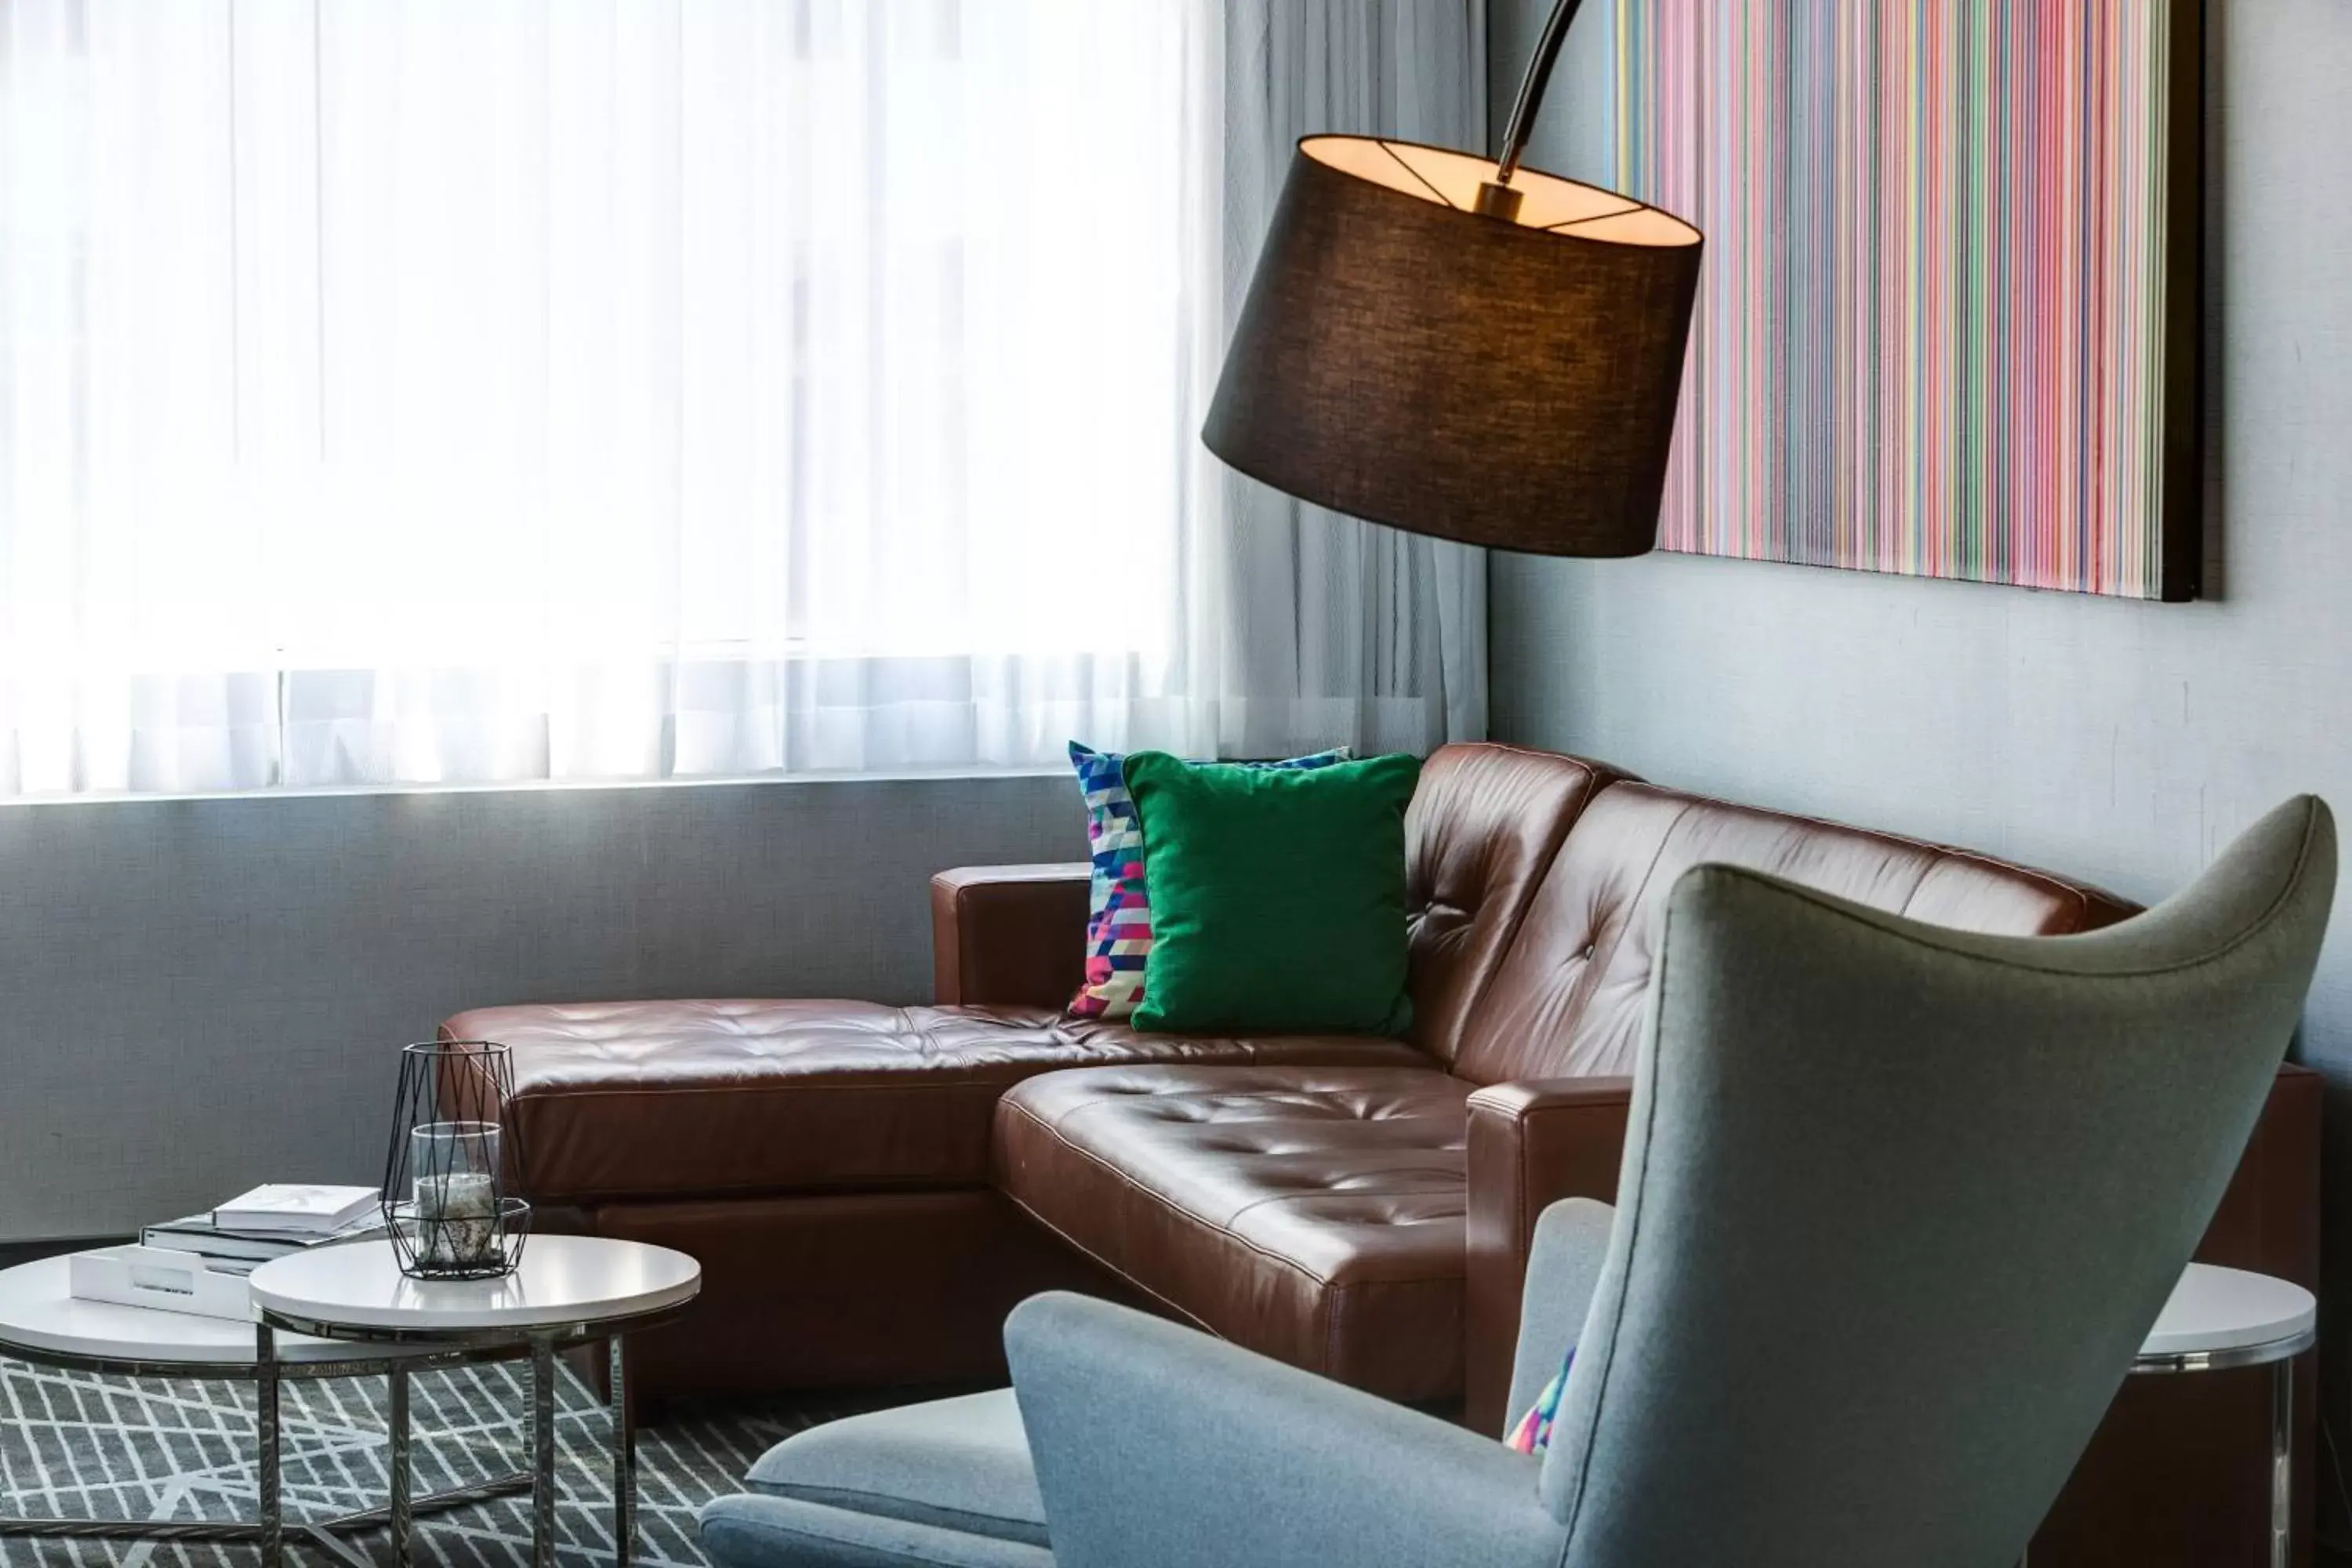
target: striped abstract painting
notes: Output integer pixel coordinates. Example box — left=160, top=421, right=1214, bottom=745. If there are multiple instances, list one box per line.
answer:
left=1610, top=2, right=2200, bottom=600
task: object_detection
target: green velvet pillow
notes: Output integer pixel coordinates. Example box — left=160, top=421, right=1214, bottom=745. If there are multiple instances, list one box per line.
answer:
left=1122, top=750, right=1420, bottom=1036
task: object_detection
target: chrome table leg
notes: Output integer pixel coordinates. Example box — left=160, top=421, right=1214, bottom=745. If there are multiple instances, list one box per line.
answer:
left=257, top=1324, right=283, bottom=1568
left=612, top=1335, right=637, bottom=1567
left=390, top=1364, right=415, bottom=1566
left=2271, top=1357, right=2292, bottom=1568
left=532, top=1335, right=558, bottom=1568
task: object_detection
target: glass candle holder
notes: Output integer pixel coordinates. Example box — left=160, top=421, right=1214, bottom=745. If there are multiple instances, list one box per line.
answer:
left=411, top=1121, right=503, bottom=1271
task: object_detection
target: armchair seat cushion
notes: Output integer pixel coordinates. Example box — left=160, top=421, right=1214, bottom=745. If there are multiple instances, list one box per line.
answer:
left=993, top=1064, right=1472, bottom=1403
left=445, top=1000, right=1425, bottom=1203
left=744, top=1389, right=1047, bottom=1547
left=699, top=1492, right=1054, bottom=1568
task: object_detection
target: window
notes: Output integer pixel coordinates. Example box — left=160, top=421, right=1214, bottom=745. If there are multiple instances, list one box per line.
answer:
left=0, top=0, right=1197, bottom=789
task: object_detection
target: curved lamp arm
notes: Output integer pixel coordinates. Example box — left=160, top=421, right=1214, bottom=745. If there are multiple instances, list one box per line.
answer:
left=1475, top=0, right=1589, bottom=220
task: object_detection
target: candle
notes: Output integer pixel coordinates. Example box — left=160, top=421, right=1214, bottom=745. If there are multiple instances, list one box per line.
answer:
left=415, top=1171, right=499, bottom=1267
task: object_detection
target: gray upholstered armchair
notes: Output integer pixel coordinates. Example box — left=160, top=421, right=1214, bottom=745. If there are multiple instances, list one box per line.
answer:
left=695, top=1197, right=1616, bottom=1568
left=699, top=796, right=2335, bottom=1568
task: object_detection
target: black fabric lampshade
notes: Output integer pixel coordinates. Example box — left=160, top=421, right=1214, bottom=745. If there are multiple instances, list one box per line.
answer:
left=1203, top=135, right=1702, bottom=557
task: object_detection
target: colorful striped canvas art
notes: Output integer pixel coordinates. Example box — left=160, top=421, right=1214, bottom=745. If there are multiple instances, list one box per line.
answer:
left=1610, top=2, right=2201, bottom=600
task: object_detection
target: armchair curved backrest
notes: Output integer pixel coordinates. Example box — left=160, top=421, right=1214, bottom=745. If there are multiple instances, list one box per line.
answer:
left=1539, top=796, right=2336, bottom=1567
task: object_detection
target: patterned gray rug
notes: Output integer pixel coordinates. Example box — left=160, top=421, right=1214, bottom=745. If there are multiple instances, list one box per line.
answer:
left=0, top=1356, right=844, bottom=1566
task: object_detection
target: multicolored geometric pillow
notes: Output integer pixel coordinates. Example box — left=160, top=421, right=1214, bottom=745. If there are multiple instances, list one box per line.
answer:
left=1505, top=1349, right=1573, bottom=1455
left=1064, top=741, right=1351, bottom=1021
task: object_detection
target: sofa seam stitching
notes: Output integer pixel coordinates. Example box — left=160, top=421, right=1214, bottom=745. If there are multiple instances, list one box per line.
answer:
left=1006, top=1107, right=1359, bottom=1294
left=514, top=1080, right=1054, bottom=1101
left=995, top=1188, right=1222, bottom=1336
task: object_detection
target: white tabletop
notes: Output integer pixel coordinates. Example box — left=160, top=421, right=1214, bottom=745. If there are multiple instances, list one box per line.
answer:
left=2139, top=1262, right=2315, bottom=1359
left=0, top=1255, right=433, bottom=1368
left=249, top=1236, right=700, bottom=1334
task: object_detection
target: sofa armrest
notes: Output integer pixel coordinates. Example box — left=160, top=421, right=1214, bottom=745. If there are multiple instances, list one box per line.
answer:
left=1460, top=1064, right=2323, bottom=1439
left=1463, top=1075, right=1635, bottom=1436
left=931, top=863, right=1092, bottom=1009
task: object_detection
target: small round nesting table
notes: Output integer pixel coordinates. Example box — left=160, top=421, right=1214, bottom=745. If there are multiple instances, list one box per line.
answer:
left=2131, top=1263, right=2314, bottom=1568
left=250, top=1235, right=701, bottom=1568
left=0, top=1254, right=531, bottom=1566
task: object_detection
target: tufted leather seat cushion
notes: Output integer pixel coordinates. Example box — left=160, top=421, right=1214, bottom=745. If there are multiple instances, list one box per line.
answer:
left=993, top=1064, right=1472, bottom=1404
left=445, top=1000, right=1428, bottom=1203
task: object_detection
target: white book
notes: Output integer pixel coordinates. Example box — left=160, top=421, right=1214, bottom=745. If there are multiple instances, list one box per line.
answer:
left=212, top=1183, right=381, bottom=1235
left=71, top=1246, right=255, bottom=1322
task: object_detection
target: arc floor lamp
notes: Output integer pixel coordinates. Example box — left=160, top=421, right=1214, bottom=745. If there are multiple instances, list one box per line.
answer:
left=1203, top=0, right=1702, bottom=557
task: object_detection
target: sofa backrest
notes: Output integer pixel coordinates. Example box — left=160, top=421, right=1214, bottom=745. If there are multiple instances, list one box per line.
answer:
left=1448, top=781, right=2138, bottom=1087
left=1402, top=743, right=1631, bottom=1064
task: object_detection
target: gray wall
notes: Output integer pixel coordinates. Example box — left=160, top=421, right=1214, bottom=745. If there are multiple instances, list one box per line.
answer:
left=1486, top=0, right=2352, bottom=1314
left=0, top=774, right=1080, bottom=1240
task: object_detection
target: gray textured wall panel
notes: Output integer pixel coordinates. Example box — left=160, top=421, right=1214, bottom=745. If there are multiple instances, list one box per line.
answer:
left=0, top=774, right=1079, bottom=1239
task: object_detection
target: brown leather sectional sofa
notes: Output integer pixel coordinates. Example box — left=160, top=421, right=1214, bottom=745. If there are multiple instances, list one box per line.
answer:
left=445, top=741, right=2320, bottom=1565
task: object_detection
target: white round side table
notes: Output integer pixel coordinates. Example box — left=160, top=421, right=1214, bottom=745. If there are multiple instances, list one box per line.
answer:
left=2132, top=1264, right=2314, bottom=1568
left=251, top=1235, right=702, bottom=1568
left=2022, top=1261, right=2314, bottom=1568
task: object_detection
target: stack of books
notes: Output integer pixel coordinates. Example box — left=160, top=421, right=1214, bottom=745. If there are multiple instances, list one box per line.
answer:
left=140, top=1184, right=385, bottom=1277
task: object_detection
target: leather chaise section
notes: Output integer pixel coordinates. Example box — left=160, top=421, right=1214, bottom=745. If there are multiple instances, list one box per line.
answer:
left=445, top=1000, right=1425, bottom=1203
left=590, top=1189, right=1138, bottom=1397
left=995, top=1065, right=1472, bottom=1404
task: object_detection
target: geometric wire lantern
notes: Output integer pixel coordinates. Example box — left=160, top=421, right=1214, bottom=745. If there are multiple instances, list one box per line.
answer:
left=380, top=1040, right=532, bottom=1280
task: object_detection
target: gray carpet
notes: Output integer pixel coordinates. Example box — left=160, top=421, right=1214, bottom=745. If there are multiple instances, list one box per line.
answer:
left=0, top=1356, right=845, bottom=1566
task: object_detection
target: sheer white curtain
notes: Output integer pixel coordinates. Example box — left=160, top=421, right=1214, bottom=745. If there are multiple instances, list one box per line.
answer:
left=1183, top=0, right=1490, bottom=760
left=0, top=0, right=1483, bottom=796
